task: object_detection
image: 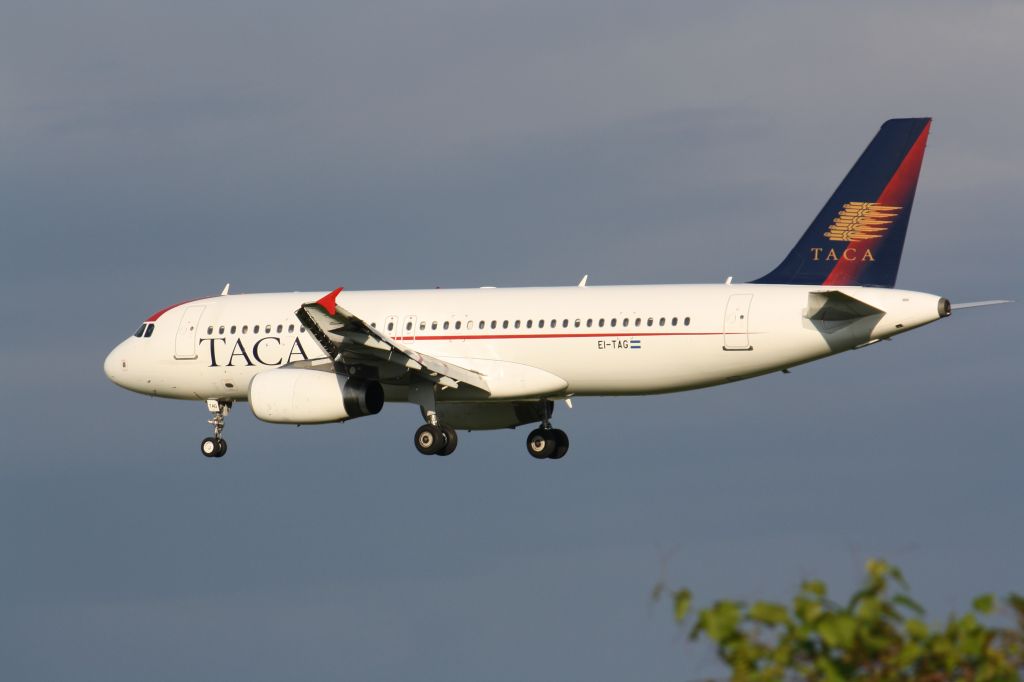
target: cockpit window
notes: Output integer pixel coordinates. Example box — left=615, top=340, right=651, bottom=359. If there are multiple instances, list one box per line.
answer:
left=143, top=324, right=155, bottom=338
left=134, top=324, right=146, bottom=338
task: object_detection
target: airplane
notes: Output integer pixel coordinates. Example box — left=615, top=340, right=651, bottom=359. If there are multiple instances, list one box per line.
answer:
left=104, top=118, right=1009, bottom=460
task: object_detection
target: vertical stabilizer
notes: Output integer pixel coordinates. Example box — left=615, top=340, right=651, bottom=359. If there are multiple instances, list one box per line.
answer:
left=753, top=118, right=931, bottom=287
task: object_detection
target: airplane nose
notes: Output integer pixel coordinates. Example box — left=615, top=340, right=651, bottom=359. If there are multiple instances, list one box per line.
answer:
left=104, top=343, right=127, bottom=386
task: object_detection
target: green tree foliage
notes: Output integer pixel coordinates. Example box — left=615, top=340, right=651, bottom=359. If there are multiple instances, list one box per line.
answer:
left=656, top=559, right=1024, bottom=681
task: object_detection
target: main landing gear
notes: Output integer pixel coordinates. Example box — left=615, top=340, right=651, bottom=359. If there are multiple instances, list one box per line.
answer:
left=201, top=399, right=232, bottom=458
left=414, top=422, right=458, bottom=456
left=526, top=409, right=569, bottom=460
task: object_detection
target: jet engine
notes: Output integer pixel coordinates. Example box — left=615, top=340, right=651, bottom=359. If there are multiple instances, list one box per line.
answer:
left=425, top=401, right=553, bottom=431
left=249, top=368, right=383, bottom=424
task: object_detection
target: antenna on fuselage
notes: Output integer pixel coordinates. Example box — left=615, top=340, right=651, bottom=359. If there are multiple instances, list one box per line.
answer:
left=220, top=283, right=231, bottom=296
left=577, top=275, right=589, bottom=287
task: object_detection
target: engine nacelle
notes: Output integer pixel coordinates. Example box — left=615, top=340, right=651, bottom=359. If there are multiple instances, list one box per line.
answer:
left=249, top=369, right=384, bottom=424
left=424, top=401, right=553, bottom=431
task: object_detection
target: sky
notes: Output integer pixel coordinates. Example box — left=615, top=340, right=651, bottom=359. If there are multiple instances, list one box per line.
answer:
left=1, top=1, right=1022, bottom=679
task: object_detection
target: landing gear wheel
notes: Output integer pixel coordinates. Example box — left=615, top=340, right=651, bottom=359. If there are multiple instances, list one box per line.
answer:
left=203, top=400, right=232, bottom=458
left=438, top=425, right=458, bottom=456
left=527, top=428, right=557, bottom=459
left=201, top=437, right=225, bottom=458
left=550, top=429, right=569, bottom=459
left=415, top=424, right=444, bottom=455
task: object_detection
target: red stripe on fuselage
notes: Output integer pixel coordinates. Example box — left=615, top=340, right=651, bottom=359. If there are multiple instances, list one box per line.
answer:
left=145, top=297, right=205, bottom=322
left=391, top=331, right=721, bottom=341
left=823, top=121, right=931, bottom=286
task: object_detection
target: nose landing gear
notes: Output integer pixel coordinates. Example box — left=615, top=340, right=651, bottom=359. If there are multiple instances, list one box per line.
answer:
left=201, top=399, right=232, bottom=458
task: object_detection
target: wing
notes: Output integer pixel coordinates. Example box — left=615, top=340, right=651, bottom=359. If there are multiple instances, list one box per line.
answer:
left=294, top=288, right=490, bottom=393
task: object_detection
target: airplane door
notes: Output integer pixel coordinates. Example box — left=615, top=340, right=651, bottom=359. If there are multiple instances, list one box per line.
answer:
left=402, top=315, right=418, bottom=343
left=174, top=305, right=206, bottom=359
left=723, top=294, right=753, bottom=350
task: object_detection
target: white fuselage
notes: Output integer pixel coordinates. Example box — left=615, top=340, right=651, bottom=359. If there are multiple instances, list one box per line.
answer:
left=104, top=283, right=946, bottom=405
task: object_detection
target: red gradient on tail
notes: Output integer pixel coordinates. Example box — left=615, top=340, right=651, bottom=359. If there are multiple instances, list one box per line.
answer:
left=823, top=121, right=931, bottom=286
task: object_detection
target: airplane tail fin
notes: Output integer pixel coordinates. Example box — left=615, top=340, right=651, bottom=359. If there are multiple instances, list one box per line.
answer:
left=752, top=118, right=931, bottom=288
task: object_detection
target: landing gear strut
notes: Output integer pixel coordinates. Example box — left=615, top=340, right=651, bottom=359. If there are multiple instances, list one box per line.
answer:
left=526, top=405, right=569, bottom=460
left=201, top=399, right=231, bottom=458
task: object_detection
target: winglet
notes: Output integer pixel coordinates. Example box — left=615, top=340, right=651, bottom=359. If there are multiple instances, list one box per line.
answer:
left=316, top=287, right=344, bottom=315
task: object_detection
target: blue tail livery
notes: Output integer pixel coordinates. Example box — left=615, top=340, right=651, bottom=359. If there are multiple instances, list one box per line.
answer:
left=753, top=118, right=931, bottom=288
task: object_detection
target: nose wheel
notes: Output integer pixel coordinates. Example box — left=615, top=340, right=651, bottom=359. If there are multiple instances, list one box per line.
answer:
left=202, top=399, right=232, bottom=458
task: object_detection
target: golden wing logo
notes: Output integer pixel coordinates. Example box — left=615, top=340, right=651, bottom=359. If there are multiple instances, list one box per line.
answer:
left=823, top=202, right=902, bottom=242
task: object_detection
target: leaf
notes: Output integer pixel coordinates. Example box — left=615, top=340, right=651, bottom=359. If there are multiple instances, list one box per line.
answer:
left=749, top=601, right=791, bottom=626
left=865, top=558, right=889, bottom=579
left=905, top=618, right=930, bottom=640
left=802, top=580, right=827, bottom=597
left=973, top=593, right=996, bottom=615
left=702, top=601, right=743, bottom=642
left=817, top=614, right=857, bottom=649
left=893, top=594, right=925, bottom=616
left=673, top=589, right=692, bottom=623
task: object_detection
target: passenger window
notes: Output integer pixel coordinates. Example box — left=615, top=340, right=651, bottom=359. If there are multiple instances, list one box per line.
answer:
left=253, top=323, right=259, bottom=333
left=598, top=318, right=604, bottom=327
left=387, top=322, right=394, bottom=331
left=218, top=325, right=225, bottom=335
left=684, top=317, right=691, bottom=326
left=491, top=321, right=497, bottom=329
left=144, top=324, right=155, bottom=338
left=550, top=319, right=556, bottom=328
left=586, top=319, right=592, bottom=327
left=443, top=321, right=450, bottom=330
left=514, top=320, right=520, bottom=329
left=526, top=320, right=533, bottom=328
left=647, top=318, right=654, bottom=327
left=230, top=325, right=237, bottom=334
left=468, top=321, right=475, bottom=330
left=659, top=317, right=665, bottom=326
left=432, top=321, right=438, bottom=330
left=574, top=319, right=581, bottom=328
left=538, top=319, right=545, bottom=328
left=455, top=321, right=462, bottom=330
left=288, top=324, right=295, bottom=333
left=300, top=327, right=306, bottom=333
left=610, top=318, right=617, bottom=327
left=406, top=321, right=412, bottom=331
left=419, top=321, right=426, bottom=331
left=265, top=325, right=271, bottom=334
left=242, top=325, right=249, bottom=334
left=276, top=324, right=283, bottom=333
left=562, top=319, right=569, bottom=328
left=671, top=317, right=678, bottom=326
left=634, top=318, right=641, bottom=327
left=205, top=326, right=213, bottom=336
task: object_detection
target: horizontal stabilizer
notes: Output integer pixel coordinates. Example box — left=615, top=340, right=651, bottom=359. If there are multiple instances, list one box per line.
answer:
left=806, top=290, right=884, bottom=322
left=951, top=300, right=1013, bottom=310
